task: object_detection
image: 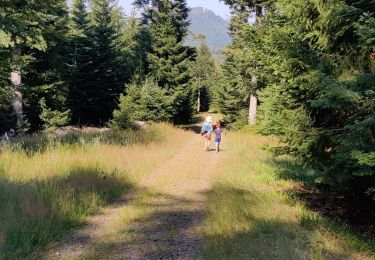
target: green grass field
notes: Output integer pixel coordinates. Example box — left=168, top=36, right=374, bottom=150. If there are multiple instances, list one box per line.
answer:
left=0, top=122, right=373, bottom=259
left=203, top=128, right=375, bottom=259
left=0, top=124, right=188, bottom=258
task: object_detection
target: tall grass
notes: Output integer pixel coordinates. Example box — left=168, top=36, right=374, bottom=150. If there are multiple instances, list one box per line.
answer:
left=0, top=126, right=164, bottom=156
left=0, top=166, right=130, bottom=258
left=203, top=129, right=375, bottom=259
left=0, top=124, right=188, bottom=258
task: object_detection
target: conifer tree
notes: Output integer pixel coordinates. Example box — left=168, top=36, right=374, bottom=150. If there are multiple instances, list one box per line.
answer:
left=0, top=0, right=71, bottom=131
left=222, top=0, right=267, bottom=125
left=191, top=40, right=216, bottom=112
left=217, top=47, right=251, bottom=127
left=67, top=0, right=93, bottom=124
left=0, top=44, right=15, bottom=132
left=136, top=0, right=193, bottom=123
left=216, top=7, right=252, bottom=127
left=0, top=0, right=57, bottom=132
left=254, top=0, right=375, bottom=199
left=117, top=9, right=149, bottom=83
left=22, top=0, right=70, bottom=131
left=111, top=77, right=172, bottom=127
left=0, top=49, right=15, bottom=132
left=79, top=0, right=121, bottom=125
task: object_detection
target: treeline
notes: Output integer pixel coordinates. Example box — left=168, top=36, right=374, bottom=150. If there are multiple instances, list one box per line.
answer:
left=0, top=0, right=219, bottom=132
left=217, top=0, right=375, bottom=203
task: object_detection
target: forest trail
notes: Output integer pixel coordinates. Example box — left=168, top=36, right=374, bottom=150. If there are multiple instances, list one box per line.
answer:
left=44, top=119, right=224, bottom=259
left=41, top=118, right=374, bottom=260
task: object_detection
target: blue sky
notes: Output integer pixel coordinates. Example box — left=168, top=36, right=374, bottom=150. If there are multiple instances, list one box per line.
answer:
left=119, top=0, right=231, bottom=19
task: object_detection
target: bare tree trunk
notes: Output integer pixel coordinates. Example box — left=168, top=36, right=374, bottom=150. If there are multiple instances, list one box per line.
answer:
left=248, top=6, right=263, bottom=125
left=10, top=48, right=23, bottom=131
left=197, top=88, right=201, bottom=113
left=248, top=75, right=257, bottom=125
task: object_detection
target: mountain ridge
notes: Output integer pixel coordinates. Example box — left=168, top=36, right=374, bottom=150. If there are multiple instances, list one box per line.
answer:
left=186, top=7, right=231, bottom=52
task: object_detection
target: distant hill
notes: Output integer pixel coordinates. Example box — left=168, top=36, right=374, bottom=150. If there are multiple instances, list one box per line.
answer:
left=186, top=7, right=231, bottom=53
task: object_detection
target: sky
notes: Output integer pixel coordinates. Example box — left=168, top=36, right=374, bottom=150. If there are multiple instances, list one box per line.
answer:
left=119, top=0, right=231, bottom=19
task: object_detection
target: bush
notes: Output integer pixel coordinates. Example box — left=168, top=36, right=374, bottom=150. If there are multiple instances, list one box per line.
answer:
left=111, top=78, right=173, bottom=129
left=39, top=98, right=70, bottom=132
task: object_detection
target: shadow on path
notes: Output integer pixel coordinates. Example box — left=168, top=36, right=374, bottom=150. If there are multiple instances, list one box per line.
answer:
left=0, top=166, right=133, bottom=259
left=81, top=190, right=205, bottom=259
left=179, top=115, right=205, bottom=134
left=202, top=184, right=357, bottom=260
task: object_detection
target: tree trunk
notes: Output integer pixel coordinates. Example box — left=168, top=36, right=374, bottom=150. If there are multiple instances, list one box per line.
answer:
left=248, top=75, right=257, bottom=125
left=197, top=88, right=201, bottom=112
left=10, top=48, right=23, bottom=131
left=248, top=6, right=263, bottom=125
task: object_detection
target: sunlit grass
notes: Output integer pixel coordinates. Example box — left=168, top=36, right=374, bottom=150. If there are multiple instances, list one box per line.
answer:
left=0, top=123, right=189, bottom=258
left=1, top=121, right=373, bottom=259
left=203, top=129, right=375, bottom=259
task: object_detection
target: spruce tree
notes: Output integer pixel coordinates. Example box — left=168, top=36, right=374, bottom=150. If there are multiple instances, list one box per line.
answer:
left=80, top=0, right=121, bottom=125
left=253, top=0, right=375, bottom=199
left=0, top=0, right=58, bottom=132
left=217, top=49, right=250, bottom=127
left=191, top=40, right=216, bottom=112
left=111, top=78, right=172, bottom=127
left=0, top=43, right=15, bottom=132
left=136, top=0, right=193, bottom=123
left=216, top=7, right=252, bottom=127
left=22, top=0, right=70, bottom=131
left=4, top=0, right=71, bottom=131
left=222, top=0, right=268, bottom=125
left=117, top=9, right=149, bottom=84
left=67, top=0, right=93, bottom=124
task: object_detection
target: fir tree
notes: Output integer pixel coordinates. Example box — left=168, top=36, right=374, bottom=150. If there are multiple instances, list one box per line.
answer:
left=0, top=45, right=15, bottom=132
left=117, top=9, right=150, bottom=84
left=12, top=0, right=70, bottom=131
left=191, top=40, right=216, bottom=112
left=217, top=49, right=250, bottom=127
left=222, top=0, right=268, bottom=125
left=111, top=77, right=172, bottom=127
left=67, top=0, right=93, bottom=124
left=136, top=0, right=193, bottom=123
left=79, top=0, right=121, bottom=125
left=255, top=0, right=375, bottom=199
left=216, top=7, right=252, bottom=127
left=0, top=0, right=60, bottom=132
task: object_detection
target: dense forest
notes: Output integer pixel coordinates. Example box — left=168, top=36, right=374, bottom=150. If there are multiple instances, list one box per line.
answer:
left=217, top=0, right=375, bottom=216
left=1, top=0, right=374, bottom=232
left=0, top=0, right=218, bottom=133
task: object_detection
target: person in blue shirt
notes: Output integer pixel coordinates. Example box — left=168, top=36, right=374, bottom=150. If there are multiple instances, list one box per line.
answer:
left=214, top=121, right=224, bottom=152
left=201, top=116, right=213, bottom=151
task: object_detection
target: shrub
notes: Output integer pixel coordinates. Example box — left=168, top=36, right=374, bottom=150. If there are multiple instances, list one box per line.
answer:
left=111, top=78, right=173, bottom=129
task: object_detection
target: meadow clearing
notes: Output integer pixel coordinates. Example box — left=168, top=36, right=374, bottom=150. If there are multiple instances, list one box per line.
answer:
left=0, top=119, right=374, bottom=259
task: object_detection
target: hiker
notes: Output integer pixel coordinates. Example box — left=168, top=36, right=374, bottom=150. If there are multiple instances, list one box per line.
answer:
left=201, top=116, right=213, bottom=151
left=214, top=121, right=224, bottom=152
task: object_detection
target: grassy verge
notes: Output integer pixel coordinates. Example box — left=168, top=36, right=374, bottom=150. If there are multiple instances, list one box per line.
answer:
left=203, top=129, right=375, bottom=259
left=0, top=124, right=187, bottom=258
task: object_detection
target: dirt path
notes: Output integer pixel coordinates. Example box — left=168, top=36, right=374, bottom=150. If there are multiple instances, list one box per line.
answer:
left=44, top=127, right=223, bottom=259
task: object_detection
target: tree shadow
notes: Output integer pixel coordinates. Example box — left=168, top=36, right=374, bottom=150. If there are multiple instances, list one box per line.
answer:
left=267, top=157, right=318, bottom=185
left=81, top=190, right=204, bottom=259
left=201, top=184, right=361, bottom=259
left=270, top=157, right=375, bottom=236
left=0, top=166, right=134, bottom=258
left=178, top=115, right=205, bottom=134
left=79, top=184, right=364, bottom=259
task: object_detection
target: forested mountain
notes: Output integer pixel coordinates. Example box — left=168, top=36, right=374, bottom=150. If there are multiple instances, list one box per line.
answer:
left=186, top=7, right=231, bottom=52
